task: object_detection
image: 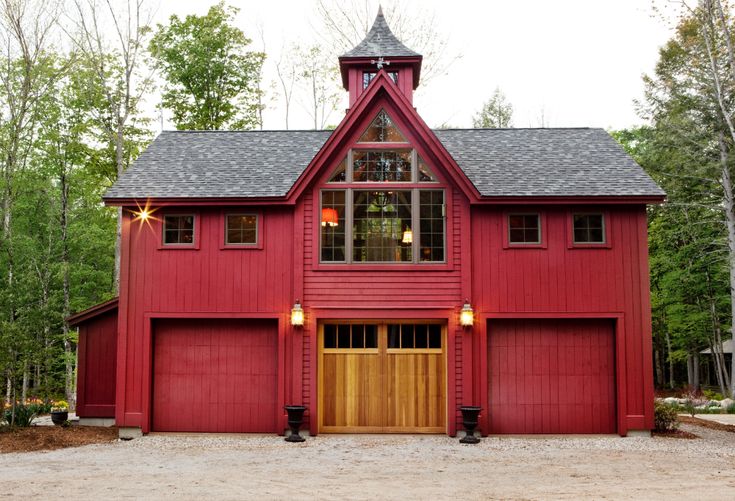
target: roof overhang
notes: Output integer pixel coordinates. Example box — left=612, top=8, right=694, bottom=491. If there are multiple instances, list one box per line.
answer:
left=472, top=195, right=666, bottom=205
left=66, top=298, right=119, bottom=327
left=103, top=196, right=289, bottom=207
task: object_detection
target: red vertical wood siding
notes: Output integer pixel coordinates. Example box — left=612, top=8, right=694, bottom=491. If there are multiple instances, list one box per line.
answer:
left=76, top=310, right=117, bottom=418
left=152, top=318, right=278, bottom=432
left=472, top=206, right=654, bottom=434
left=488, top=318, right=616, bottom=434
left=116, top=208, right=294, bottom=431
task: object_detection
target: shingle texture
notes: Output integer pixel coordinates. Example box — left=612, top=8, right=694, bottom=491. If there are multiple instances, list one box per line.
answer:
left=104, top=128, right=664, bottom=200
left=433, top=128, right=665, bottom=197
left=104, top=130, right=332, bottom=199
left=341, top=9, right=420, bottom=59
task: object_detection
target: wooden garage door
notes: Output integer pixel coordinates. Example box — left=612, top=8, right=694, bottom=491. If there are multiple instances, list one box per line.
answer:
left=488, top=319, right=616, bottom=434
left=319, top=322, right=445, bottom=433
left=152, top=318, right=277, bottom=433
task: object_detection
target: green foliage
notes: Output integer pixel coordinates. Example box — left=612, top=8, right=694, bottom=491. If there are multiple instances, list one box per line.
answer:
left=149, top=1, right=265, bottom=130
left=654, top=401, right=679, bottom=431
left=703, top=389, right=724, bottom=401
left=472, top=88, right=513, bottom=128
left=3, top=404, right=42, bottom=427
left=726, top=403, right=735, bottom=413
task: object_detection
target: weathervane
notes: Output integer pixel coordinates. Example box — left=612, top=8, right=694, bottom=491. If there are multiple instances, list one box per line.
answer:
left=371, top=56, right=390, bottom=70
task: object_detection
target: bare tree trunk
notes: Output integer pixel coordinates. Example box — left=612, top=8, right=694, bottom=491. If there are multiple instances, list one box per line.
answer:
left=717, top=131, right=735, bottom=397
left=60, top=167, right=75, bottom=408
left=21, top=362, right=27, bottom=402
left=654, top=346, right=664, bottom=387
left=687, top=354, right=696, bottom=389
left=665, top=330, right=675, bottom=389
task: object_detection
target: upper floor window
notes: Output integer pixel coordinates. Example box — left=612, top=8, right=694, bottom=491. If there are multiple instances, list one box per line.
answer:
left=363, top=71, right=398, bottom=89
left=573, top=213, right=605, bottom=244
left=358, top=109, right=406, bottom=142
left=321, top=110, right=445, bottom=264
left=225, top=214, right=258, bottom=245
left=508, top=214, right=541, bottom=244
left=163, top=215, right=195, bottom=245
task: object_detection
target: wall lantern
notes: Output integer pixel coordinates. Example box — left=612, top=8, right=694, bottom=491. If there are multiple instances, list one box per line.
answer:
left=459, top=300, right=474, bottom=327
left=402, top=229, right=413, bottom=244
left=291, top=301, right=304, bottom=327
left=321, top=208, right=339, bottom=227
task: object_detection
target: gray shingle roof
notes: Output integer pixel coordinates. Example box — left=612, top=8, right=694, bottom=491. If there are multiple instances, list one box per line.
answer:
left=433, top=128, right=665, bottom=197
left=104, top=128, right=664, bottom=201
left=341, top=7, right=420, bottom=59
left=104, top=130, right=332, bottom=199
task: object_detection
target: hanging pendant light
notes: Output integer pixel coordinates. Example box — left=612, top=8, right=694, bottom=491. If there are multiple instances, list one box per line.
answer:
left=402, top=229, right=413, bottom=244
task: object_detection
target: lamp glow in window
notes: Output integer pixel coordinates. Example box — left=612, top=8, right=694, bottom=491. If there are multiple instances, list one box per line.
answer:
left=321, top=207, right=339, bottom=227
left=402, top=229, right=413, bottom=244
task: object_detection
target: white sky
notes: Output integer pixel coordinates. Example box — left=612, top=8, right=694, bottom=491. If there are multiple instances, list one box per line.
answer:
left=151, top=0, right=678, bottom=131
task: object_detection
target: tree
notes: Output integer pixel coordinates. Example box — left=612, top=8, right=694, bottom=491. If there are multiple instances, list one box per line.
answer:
left=149, top=1, right=265, bottom=130
left=0, top=0, right=64, bottom=418
left=296, top=45, right=341, bottom=130
left=654, top=0, right=735, bottom=397
left=472, top=88, right=514, bottom=128
left=70, top=0, right=154, bottom=290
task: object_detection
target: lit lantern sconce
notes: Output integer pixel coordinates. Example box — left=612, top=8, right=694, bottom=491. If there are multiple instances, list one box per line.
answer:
left=321, top=208, right=339, bottom=227
left=291, top=301, right=304, bottom=327
left=402, top=229, right=413, bottom=244
left=459, top=300, right=474, bottom=327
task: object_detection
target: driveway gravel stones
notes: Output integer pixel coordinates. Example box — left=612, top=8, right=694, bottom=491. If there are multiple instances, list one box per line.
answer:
left=2, top=423, right=734, bottom=500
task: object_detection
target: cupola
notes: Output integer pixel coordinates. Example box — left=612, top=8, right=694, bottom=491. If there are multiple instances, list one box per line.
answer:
left=338, top=7, right=423, bottom=107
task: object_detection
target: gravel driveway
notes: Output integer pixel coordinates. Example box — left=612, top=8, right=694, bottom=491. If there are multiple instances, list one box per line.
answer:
left=2, top=424, right=734, bottom=500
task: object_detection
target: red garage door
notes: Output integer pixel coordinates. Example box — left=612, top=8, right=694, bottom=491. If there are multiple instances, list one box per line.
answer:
left=488, top=319, right=616, bottom=434
left=152, top=318, right=278, bottom=433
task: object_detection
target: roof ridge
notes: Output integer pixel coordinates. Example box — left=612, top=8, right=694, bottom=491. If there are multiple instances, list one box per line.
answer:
left=433, top=127, right=596, bottom=131
left=161, top=129, right=334, bottom=133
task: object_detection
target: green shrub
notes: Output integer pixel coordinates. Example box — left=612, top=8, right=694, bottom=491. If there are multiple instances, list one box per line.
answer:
left=703, top=389, right=724, bottom=401
left=654, top=401, right=679, bottom=431
left=3, top=404, right=39, bottom=427
left=727, top=403, right=735, bottom=414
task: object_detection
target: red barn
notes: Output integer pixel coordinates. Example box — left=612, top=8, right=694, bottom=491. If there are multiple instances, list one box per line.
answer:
left=75, top=10, right=664, bottom=438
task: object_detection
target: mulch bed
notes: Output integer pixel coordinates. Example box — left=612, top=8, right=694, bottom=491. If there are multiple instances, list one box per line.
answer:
left=679, top=416, right=735, bottom=433
left=0, top=425, right=118, bottom=453
left=652, top=429, right=698, bottom=439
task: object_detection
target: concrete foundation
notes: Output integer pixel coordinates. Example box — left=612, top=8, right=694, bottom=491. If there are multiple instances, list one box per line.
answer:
left=79, top=417, right=115, bottom=427
left=119, top=427, right=143, bottom=440
left=626, top=430, right=652, bottom=438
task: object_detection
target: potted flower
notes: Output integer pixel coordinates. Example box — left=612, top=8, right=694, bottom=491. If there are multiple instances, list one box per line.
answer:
left=50, top=400, right=69, bottom=426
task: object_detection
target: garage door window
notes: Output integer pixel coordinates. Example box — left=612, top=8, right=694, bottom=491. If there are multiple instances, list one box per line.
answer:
left=323, top=323, right=378, bottom=349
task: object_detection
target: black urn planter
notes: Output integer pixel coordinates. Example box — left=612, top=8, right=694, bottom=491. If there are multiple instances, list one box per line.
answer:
left=459, top=406, right=481, bottom=444
left=50, top=411, right=68, bottom=426
left=284, top=405, right=307, bottom=442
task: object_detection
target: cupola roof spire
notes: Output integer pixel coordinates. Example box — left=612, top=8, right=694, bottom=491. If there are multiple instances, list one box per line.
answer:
left=341, top=6, right=421, bottom=59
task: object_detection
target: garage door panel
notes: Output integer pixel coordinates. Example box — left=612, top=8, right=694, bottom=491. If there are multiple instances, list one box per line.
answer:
left=488, top=319, right=616, bottom=434
left=153, top=318, right=277, bottom=433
